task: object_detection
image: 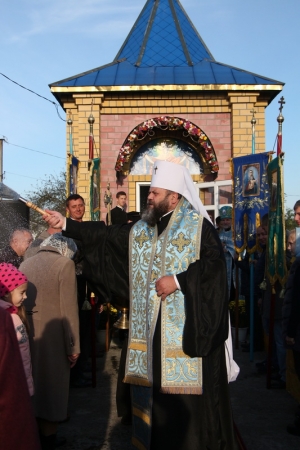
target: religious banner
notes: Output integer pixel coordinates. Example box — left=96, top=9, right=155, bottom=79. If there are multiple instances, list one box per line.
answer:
left=266, top=156, right=287, bottom=286
left=232, top=152, right=270, bottom=256
left=69, top=156, right=79, bottom=195
left=90, top=158, right=100, bottom=221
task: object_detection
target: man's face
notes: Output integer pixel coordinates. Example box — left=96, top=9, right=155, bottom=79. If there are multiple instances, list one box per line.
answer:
left=67, top=199, right=85, bottom=221
left=220, top=218, right=231, bottom=230
left=117, top=195, right=127, bottom=208
left=294, top=207, right=300, bottom=226
left=141, top=188, right=175, bottom=226
left=287, top=232, right=296, bottom=256
left=13, top=231, right=33, bottom=256
left=257, top=226, right=267, bottom=247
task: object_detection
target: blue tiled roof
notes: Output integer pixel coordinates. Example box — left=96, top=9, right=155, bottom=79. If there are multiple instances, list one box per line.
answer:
left=51, top=60, right=282, bottom=87
left=50, top=0, right=283, bottom=88
left=114, top=0, right=213, bottom=67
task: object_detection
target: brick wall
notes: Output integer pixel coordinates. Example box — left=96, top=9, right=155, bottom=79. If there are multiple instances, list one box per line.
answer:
left=100, top=112, right=231, bottom=220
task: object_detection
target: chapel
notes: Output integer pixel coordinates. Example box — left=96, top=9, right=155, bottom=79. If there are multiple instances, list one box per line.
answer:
left=49, top=0, right=283, bottom=221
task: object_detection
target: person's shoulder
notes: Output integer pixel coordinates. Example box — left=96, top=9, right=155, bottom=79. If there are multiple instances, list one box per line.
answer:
left=291, top=257, right=300, bottom=274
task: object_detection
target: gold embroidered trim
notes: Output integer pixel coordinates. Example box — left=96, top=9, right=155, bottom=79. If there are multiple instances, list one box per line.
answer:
left=123, top=375, right=152, bottom=387
left=160, top=386, right=202, bottom=395
left=128, top=342, right=147, bottom=351
left=132, top=407, right=151, bottom=425
left=132, top=437, right=147, bottom=450
left=165, top=349, right=190, bottom=358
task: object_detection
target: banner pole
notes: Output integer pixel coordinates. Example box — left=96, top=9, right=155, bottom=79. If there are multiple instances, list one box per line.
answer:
left=249, top=110, right=256, bottom=362
left=266, top=97, right=285, bottom=388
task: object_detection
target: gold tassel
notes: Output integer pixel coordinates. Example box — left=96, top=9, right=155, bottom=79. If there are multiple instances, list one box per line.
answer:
left=82, top=298, right=92, bottom=311
left=259, top=279, right=267, bottom=290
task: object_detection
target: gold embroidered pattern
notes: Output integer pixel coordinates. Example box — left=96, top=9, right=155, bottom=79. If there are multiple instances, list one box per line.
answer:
left=135, top=229, right=149, bottom=248
left=171, top=232, right=191, bottom=253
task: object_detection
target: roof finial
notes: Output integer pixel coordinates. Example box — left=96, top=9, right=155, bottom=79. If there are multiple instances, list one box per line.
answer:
left=277, top=96, right=285, bottom=156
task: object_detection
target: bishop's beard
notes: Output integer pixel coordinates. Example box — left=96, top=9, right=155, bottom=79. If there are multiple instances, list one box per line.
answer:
left=141, top=195, right=170, bottom=227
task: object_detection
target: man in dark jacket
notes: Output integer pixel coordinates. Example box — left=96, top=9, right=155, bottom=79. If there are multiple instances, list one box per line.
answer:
left=282, top=228, right=300, bottom=436
left=66, top=194, right=92, bottom=388
left=107, top=191, right=128, bottom=225
left=0, top=228, right=33, bottom=267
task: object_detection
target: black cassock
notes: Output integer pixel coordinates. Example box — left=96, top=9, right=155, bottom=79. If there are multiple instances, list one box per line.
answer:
left=63, top=215, right=238, bottom=450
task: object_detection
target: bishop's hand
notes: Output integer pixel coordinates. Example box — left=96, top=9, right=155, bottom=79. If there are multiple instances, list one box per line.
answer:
left=43, top=210, right=66, bottom=229
left=156, top=275, right=177, bottom=301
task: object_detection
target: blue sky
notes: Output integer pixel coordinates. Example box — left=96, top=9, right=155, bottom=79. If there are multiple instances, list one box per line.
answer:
left=1, top=0, right=299, bottom=208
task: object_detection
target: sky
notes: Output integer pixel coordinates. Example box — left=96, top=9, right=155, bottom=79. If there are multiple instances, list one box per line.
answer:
left=0, top=0, right=299, bottom=209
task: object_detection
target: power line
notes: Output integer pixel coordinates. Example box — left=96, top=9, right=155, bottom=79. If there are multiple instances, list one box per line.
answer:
left=2, top=138, right=65, bottom=160
left=5, top=171, right=40, bottom=180
left=0, top=73, right=66, bottom=122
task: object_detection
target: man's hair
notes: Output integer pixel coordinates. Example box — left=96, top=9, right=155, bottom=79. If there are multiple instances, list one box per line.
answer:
left=66, top=194, right=85, bottom=207
left=165, top=190, right=182, bottom=200
left=294, top=200, right=300, bottom=211
left=216, top=216, right=221, bottom=225
left=116, top=191, right=126, bottom=198
left=9, top=228, right=31, bottom=244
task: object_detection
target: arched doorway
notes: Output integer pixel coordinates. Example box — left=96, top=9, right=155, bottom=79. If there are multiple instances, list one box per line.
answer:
left=115, top=116, right=219, bottom=214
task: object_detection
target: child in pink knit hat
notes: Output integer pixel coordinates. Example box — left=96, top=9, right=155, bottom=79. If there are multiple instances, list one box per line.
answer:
left=0, top=262, right=34, bottom=396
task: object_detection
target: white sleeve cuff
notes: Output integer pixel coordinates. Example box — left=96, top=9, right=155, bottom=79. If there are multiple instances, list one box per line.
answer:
left=173, top=275, right=181, bottom=290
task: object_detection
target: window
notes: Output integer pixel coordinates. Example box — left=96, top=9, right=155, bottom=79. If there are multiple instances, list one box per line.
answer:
left=135, top=179, right=232, bottom=221
left=195, top=180, right=232, bottom=223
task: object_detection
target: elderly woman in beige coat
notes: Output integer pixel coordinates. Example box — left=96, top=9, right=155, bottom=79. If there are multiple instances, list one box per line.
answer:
left=20, top=233, right=80, bottom=450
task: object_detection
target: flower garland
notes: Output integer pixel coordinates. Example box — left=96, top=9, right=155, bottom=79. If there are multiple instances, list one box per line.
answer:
left=115, top=116, right=219, bottom=174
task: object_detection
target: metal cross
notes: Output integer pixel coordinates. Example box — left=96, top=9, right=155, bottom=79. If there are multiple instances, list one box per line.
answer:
left=278, top=96, right=285, bottom=114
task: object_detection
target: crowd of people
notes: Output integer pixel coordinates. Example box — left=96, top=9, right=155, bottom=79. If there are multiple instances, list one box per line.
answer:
left=214, top=200, right=300, bottom=436
left=0, top=163, right=300, bottom=449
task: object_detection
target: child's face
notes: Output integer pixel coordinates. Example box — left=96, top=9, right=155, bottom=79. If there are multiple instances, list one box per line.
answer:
left=7, top=283, right=28, bottom=307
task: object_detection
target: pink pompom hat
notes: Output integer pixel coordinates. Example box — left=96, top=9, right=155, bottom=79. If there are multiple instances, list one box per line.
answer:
left=0, top=263, right=28, bottom=298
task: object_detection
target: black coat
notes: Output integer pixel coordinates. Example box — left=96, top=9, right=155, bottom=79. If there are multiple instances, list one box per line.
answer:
left=282, top=257, right=300, bottom=351
left=107, top=206, right=127, bottom=225
left=63, top=216, right=238, bottom=449
left=0, top=245, right=23, bottom=268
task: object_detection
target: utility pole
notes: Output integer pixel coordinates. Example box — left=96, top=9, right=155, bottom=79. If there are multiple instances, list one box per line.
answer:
left=0, top=138, right=3, bottom=182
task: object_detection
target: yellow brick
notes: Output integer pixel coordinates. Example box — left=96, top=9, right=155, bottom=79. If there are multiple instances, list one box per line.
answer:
left=237, top=96, right=249, bottom=103
left=63, top=103, right=77, bottom=109
left=232, top=115, right=247, bottom=123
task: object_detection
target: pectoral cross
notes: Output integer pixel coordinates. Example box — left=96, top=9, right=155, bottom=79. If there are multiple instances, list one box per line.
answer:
left=154, top=165, right=158, bottom=174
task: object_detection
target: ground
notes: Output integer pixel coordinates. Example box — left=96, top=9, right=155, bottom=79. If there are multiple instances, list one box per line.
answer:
left=58, top=336, right=300, bottom=449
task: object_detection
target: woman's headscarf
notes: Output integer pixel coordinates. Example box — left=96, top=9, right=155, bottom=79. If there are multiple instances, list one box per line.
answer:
left=40, top=233, right=77, bottom=260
